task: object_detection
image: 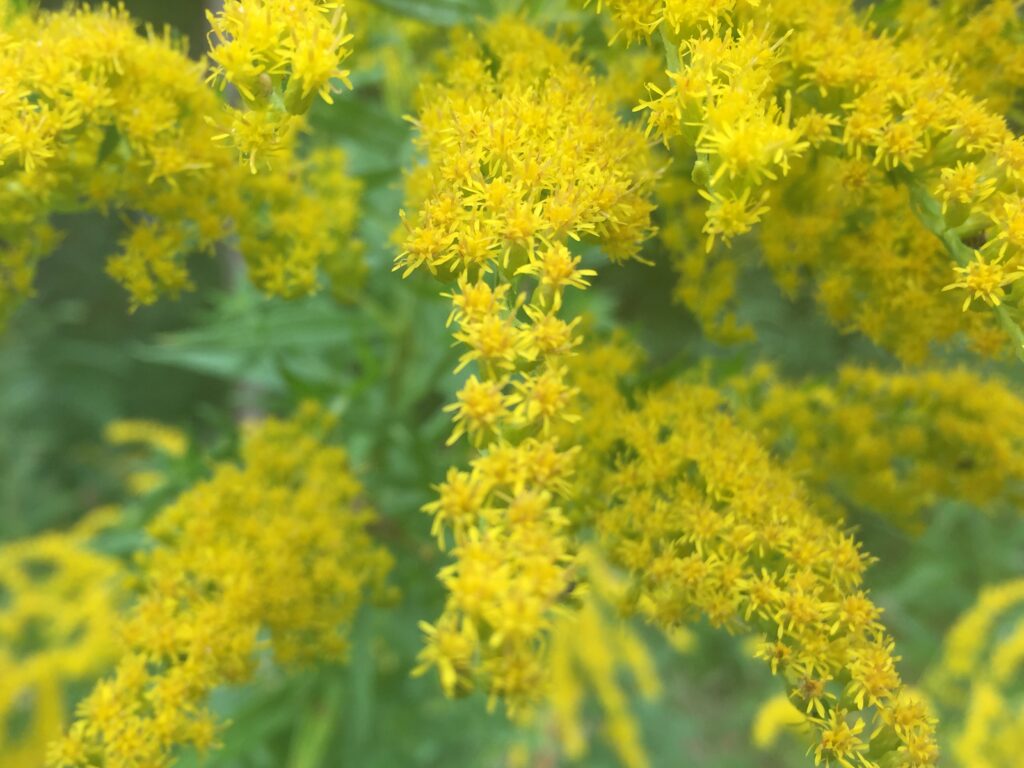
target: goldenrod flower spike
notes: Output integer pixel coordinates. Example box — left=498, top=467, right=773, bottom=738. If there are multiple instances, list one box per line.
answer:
left=399, top=17, right=656, bottom=721
left=564, top=345, right=938, bottom=767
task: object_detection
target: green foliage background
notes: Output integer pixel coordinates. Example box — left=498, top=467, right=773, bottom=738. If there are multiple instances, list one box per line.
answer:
left=3, top=1, right=1022, bottom=766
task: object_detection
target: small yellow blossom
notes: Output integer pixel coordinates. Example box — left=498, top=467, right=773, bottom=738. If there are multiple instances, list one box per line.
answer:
left=699, top=188, right=771, bottom=250
left=812, top=709, right=872, bottom=768
left=943, top=250, right=1023, bottom=311
left=935, top=162, right=997, bottom=214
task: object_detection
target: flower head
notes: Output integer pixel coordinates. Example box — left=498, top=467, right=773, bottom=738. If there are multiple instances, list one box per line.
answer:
left=943, top=250, right=1023, bottom=311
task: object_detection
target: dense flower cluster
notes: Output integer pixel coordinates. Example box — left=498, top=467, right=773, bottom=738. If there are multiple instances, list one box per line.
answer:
left=927, top=579, right=1024, bottom=768
left=239, top=146, right=365, bottom=298
left=569, top=367, right=939, bottom=767
left=758, top=168, right=1003, bottom=361
left=754, top=574, right=1024, bottom=768
left=48, top=404, right=391, bottom=768
left=399, top=19, right=657, bottom=718
left=0, top=1, right=362, bottom=322
left=206, top=0, right=353, bottom=170
left=0, top=512, right=125, bottom=768
left=590, top=0, right=1024, bottom=359
left=727, top=364, right=1024, bottom=530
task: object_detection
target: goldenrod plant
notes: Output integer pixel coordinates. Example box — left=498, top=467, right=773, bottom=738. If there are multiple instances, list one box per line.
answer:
left=0, top=1, right=1022, bottom=767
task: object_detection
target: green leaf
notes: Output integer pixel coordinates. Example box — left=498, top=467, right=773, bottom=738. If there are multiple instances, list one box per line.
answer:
left=286, top=678, right=345, bottom=768
left=97, top=124, right=122, bottom=165
left=134, top=289, right=365, bottom=388
left=365, top=0, right=489, bottom=26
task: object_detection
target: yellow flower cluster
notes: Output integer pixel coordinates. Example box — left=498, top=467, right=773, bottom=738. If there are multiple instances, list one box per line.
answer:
left=590, top=0, right=1024, bottom=359
left=759, top=165, right=1005, bottom=362
left=239, top=146, right=365, bottom=299
left=48, top=403, right=392, bottom=768
left=0, top=2, right=363, bottom=321
left=927, top=580, right=1024, bottom=768
left=399, top=19, right=657, bottom=717
left=657, top=155, right=1003, bottom=359
left=588, top=0, right=764, bottom=44
left=569, top=367, right=938, bottom=767
left=729, top=364, right=1024, bottom=531
left=0, top=512, right=126, bottom=768
left=890, top=0, right=1024, bottom=115
left=206, top=0, right=353, bottom=170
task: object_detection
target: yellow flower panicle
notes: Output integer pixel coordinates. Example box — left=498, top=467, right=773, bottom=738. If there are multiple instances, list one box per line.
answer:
left=590, top=0, right=1024, bottom=360
left=0, top=3, right=224, bottom=316
left=48, top=403, right=392, bottom=768
left=729, top=364, right=1024, bottom=531
left=0, top=2, right=363, bottom=322
left=398, top=19, right=657, bottom=718
left=206, top=0, right=354, bottom=170
left=567, top=360, right=938, bottom=767
left=663, top=150, right=1005, bottom=361
left=0, top=513, right=126, bottom=768
left=928, top=580, right=1024, bottom=768
left=630, top=14, right=807, bottom=247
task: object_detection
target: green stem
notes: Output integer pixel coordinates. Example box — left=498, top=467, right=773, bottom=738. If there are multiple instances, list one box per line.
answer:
left=660, top=24, right=680, bottom=72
